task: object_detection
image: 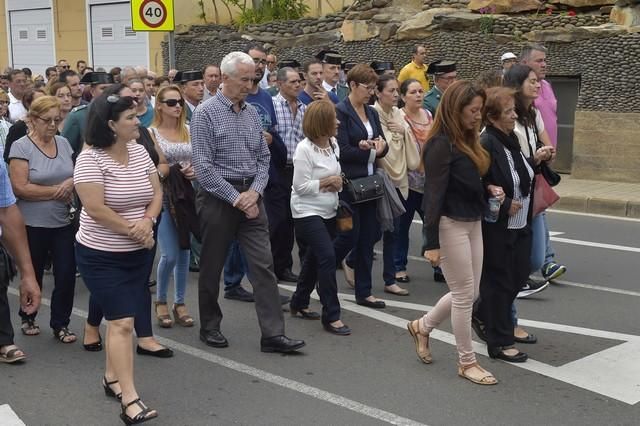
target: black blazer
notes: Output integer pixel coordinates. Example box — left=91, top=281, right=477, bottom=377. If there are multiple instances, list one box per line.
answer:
left=480, top=129, right=535, bottom=227
left=335, top=97, right=388, bottom=179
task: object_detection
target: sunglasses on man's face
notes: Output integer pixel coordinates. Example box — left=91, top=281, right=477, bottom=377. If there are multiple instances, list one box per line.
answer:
left=160, top=98, right=184, bottom=107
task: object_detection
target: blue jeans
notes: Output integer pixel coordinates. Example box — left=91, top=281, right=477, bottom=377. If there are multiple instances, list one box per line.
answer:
left=223, top=240, right=248, bottom=291
left=542, top=212, right=556, bottom=266
left=530, top=213, right=546, bottom=273
left=156, top=208, right=190, bottom=304
left=394, top=189, right=424, bottom=273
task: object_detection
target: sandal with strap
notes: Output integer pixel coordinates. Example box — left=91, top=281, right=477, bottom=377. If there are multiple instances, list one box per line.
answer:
left=406, top=320, right=432, bottom=364
left=172, top=303, right=194, bottom=327
left=154, top=302, right=173, bottom=328
left=0, top=345, right=27, bottom=364
left=21, top=319, right=40, bottom=336
left=120, top=398, right=158, bottom=425
left=102, top=376, right=122, bottom=401
left=457, top=362, right=498, bottom=386
left=53, top=327, right=77, bottom=343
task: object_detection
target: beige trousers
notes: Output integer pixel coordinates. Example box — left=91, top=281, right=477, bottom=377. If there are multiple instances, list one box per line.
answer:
left=419, top=217, right=483, bottom=365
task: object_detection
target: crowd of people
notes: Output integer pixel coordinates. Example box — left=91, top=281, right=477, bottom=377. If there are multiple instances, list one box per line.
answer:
left=0, top=41, right=568, bottom=423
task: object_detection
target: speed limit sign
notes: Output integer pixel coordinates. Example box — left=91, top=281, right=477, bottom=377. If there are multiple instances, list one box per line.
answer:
left=131, top=0, right=175, bottom=32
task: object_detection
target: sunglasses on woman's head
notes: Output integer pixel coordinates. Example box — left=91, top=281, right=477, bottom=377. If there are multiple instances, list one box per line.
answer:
left=160, top=98, right=184, bottom=107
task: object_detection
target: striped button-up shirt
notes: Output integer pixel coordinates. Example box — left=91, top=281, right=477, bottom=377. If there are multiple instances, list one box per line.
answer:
left=504, top=147, right=534, bottom=230
left=191, top=91, right=271, bottom=205
left=272, top=93, right=306, bottom=162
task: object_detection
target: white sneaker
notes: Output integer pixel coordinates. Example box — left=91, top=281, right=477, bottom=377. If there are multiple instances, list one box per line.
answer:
left=517, top=278, right=549, bottom=299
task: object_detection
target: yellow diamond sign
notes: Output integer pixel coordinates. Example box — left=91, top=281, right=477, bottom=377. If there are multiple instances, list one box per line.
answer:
left=131, top=0, right=175, bottom=32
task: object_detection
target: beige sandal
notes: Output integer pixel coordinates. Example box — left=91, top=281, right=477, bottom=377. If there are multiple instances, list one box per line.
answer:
left=406, top=320, right=432, bottom=364
left=173, top=303, right=194, bottom=327
left=457, top=362, right=498, bottom=385
left=155, top=302, right=173, bottom=328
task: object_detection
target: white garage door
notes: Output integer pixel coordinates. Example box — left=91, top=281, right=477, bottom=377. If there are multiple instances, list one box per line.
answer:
left=90, top=2, right=149, bottom=70
left=9, top=8, right=55, bottom=75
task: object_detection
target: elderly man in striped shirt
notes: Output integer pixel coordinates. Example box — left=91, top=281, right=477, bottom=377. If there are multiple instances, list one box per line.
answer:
left=191, top=51, right=305, bottom=354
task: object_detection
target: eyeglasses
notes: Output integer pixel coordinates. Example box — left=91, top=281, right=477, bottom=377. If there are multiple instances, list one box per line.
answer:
left=358, top=83, right=376, bottom=92
left=252, top=58, right=267, bottom=65
left=160, top=98, right=184, bottom=107
left=61, top=65, right=70, bottom=69
left=36, top=115, right=62, bottom=126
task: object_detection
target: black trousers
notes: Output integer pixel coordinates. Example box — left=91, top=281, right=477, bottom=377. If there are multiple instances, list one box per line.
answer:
left=290, top=216, right=341, bottom=324
left=0, top=277, right=13, bottom=346
left=477, top=225, right=532, bottom=348
left=196, top=188, right=284, bottom=337
left=264, top=166, right=296, bottom=277
left=20, top=225, right=76, bottom=330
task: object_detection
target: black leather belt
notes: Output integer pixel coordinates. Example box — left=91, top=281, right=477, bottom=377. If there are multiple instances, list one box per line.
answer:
left=226, top=177, right=254, bottom=187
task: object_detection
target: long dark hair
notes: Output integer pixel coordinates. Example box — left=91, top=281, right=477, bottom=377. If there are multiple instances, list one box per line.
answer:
left=503, top=64, right=537, bottom=127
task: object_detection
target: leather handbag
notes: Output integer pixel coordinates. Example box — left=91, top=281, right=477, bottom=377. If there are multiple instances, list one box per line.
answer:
left=342, top=174, right=385, bottom=204
left=532, top=174, right=560, bottom=216
left=540, top=162, right=561, bottom=187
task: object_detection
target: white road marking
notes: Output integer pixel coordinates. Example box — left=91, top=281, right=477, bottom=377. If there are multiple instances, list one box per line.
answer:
left=6, top=287, right=427, bottom=426
left=279, top=284, right=640, bottom=405
left=550, top=237, right=640, bottom=253
left=0, top=405, right=26, bottom=426
left=548, top=209, right=640, bottom=222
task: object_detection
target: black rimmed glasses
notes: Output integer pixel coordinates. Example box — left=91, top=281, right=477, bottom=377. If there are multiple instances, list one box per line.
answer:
left=160, top=98, right=184, bottom=107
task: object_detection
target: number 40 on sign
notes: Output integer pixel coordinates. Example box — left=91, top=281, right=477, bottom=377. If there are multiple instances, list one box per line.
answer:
left=131, top=0, right=175, bottom=32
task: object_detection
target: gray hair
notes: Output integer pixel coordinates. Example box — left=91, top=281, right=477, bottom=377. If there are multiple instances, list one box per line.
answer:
left=220, top=51, right=254, bottom=77
left=276, top=67, right=296, bottom=82
left=520, top=43, right=547, bottom=62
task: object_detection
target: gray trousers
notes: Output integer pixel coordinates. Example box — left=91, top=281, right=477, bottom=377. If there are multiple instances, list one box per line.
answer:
left=196, top=189, right=284, bottom=338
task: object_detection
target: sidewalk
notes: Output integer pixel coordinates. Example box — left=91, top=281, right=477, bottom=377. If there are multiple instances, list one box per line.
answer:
left=553, top=174, right=640, bottom=219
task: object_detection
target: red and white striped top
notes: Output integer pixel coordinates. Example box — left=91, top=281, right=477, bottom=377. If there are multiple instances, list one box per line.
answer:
left=74, top=142, right=156, bottom=252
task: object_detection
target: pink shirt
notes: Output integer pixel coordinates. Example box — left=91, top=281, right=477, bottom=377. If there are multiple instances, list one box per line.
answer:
left=534, top=79, right=558, bottom=147
left=74, top=143, right=156, bottom=252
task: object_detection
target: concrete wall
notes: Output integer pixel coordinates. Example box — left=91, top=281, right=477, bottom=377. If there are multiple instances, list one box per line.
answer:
left=573, top=111, right=640, bottom=183
left=52, top=0, right=89, bottom=70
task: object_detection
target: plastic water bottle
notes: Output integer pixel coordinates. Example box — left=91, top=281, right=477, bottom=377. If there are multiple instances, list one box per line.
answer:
left=484, top=197, right=500, bottom=223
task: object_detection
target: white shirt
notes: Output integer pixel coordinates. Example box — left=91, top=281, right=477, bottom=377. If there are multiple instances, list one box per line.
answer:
left=259, top=69, right=271, bottom=90
left=322, top=80, right=337, bottom=94
left=513, top=108, right=545, bottom=157
left=290, top=138, right=341, bottom=219
left=8, top=91, right=27, bottom=123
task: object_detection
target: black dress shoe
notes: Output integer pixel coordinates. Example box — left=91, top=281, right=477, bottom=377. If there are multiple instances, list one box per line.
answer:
left=200, top=330, right=229, bottom=348
left=83, top=334, right=103, bottom=352
left=323, top=323, right=351, bottom=336
left=488, top=346, right=528, bottom=363
left=277, top=269, right=299, bottom=283
left=224, top=286, right=254, bottom=302
left=514, top=333, right=537, bottom=344
left=433, top=270, right=446, bottom=283
left=290, top=307, right=321, bottom=320
left=356, top=298, right=386, bottom=309
left=136, top=345, right=174, bottom=358
left=260, top=335, right=305, bottom=353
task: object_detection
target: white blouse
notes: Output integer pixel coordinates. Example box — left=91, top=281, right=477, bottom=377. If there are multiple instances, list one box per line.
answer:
left=290, top=138, right=341, bottom=219
left=513, top=108, right=545, bottom=157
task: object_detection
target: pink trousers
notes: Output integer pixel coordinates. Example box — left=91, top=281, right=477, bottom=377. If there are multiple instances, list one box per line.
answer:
left=419, top=217, right=483, bottom=365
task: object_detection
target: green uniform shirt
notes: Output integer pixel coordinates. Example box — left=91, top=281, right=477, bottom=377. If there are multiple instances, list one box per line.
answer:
left=336, top=84, right=349, bottom=102
left=61, top=104, right=89, bottom=155
left=422, top=86, right=443, bottom=117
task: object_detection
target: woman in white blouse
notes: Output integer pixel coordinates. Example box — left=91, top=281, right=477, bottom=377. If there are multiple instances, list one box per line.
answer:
left=288, top=101, right=350, bottom=335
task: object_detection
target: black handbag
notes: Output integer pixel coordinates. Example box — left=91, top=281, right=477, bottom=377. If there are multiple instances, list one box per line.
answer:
left=342, top=174, right=385, bottom=204
left=540, top=161, right=561, bottom=187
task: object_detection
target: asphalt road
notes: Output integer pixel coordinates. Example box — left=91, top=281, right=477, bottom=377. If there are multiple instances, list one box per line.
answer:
left=1, top=210, right=639, bottom=426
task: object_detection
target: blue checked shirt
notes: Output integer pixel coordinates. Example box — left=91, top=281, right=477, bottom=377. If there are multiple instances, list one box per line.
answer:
left=272, top=94, right=306, bottom=162
left=0, top=160, right=16, bottom=208
left=191, top=91, right=271, bottom=205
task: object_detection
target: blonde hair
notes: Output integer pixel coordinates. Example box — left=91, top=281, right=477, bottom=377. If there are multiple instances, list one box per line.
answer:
left=151, top=85, right=189, bottom=142
left=28, top=96, right=60, bottom=119
left=0, top=89, right=9, bottom=103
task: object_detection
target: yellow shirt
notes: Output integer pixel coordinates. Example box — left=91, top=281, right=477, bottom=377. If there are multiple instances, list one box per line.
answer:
left=397, top=61, right=430, bottom=92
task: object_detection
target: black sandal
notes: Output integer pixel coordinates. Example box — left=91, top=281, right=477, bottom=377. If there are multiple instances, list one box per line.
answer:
left=53, top=327, right=77, bottom=343
left=102, top=376, right=122, bottom=401
left=120, top=398, right=158, bottom=425
left=21, top=319, right=40, bottom=336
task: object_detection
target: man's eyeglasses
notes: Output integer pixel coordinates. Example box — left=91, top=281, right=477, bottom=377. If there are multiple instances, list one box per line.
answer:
left=160, top=98, right=184, bottom=107
left=36, top=115, right=62, bottom=126
left=61, top=65, right=70, bottom=69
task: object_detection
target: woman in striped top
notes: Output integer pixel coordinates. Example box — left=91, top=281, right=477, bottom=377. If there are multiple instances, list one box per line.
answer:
left=474, top=87, right=552, bottom=364
left=74, top=93, right=162, bottom=424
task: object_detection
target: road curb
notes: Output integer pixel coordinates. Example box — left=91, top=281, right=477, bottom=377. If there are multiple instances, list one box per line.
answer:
left=554, top=196, right=640, bottom=219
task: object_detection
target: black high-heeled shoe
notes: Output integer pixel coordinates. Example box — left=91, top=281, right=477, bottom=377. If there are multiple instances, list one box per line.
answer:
left=83, top=334, right=102, bottom=352
left=120, top=398, right=158, bottom=425
left=102, top=376, right=122, bottom=401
